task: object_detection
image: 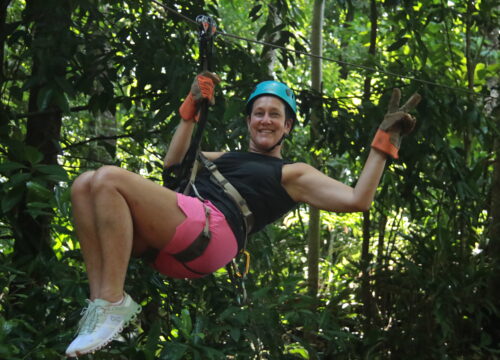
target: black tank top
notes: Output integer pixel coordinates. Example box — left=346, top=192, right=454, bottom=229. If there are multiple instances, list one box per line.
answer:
left=191, top=152, right=297, bottom=250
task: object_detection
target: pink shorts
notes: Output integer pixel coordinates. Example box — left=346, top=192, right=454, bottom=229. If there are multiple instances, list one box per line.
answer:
left=153, top=193, right=238, bottom=279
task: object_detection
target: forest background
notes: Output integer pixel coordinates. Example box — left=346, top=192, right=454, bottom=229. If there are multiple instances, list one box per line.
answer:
left=1, top=0, right=499, bottom=359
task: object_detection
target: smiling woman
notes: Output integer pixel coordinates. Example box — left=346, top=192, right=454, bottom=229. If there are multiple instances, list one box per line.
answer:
left=65, top=72, right=420, bottom=356
left=245, top=81, right=296, bottom=156
left=247, top=96, right=292, bottom=155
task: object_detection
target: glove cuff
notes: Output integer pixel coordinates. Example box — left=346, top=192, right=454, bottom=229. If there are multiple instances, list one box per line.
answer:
left=179, top=92, right=198, bottom=122
left=371, top=129, right=399, bottom=159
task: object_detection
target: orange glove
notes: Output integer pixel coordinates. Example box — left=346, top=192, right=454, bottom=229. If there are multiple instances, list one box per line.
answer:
left=179, top=72, right=221, bottom=122
left=371, top=88, right=421, bottom=159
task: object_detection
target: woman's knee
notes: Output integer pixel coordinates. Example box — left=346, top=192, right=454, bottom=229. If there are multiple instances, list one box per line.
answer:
left=71, top=171, right=96, bottom=201
left=90, top=166, right=128, bottom=194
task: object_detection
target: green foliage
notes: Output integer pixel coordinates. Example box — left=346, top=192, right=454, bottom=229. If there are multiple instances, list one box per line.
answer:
left=1, top=0, right=499, bottom=358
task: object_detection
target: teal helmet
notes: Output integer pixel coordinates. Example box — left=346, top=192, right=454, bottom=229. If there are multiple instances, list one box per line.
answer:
left=246, top=80, right=297, bottom=120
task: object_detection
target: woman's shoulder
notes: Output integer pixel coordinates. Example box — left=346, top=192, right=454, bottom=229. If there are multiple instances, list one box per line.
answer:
left=283, top=161, right=313, bottom=173
left=201, top=151, right=226, bottom=161
left=282, top=162, right=314, bottom=182
left=282, top=162, right=318, bottom=183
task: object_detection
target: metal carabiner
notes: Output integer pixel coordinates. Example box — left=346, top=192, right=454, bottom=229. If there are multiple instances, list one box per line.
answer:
left=235, top=250, right=251, bottom=278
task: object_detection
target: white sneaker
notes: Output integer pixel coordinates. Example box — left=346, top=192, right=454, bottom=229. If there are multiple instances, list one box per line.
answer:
left=65, top=293, right=141, bottom=357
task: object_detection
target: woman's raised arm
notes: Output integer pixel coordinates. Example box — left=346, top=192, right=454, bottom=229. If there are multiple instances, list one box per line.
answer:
left=163, top=72, right=220, bottom=168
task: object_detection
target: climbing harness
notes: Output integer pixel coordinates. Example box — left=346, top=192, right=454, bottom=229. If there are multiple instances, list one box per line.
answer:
left=197, top=153, right=253, bottom=304
left=162, top=14, right=252, bottom=303
left=197, top=153, right=254, bottom=236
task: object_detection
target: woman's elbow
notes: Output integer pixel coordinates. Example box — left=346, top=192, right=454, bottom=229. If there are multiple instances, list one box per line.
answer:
left=351, top=199, right=372, bottom=212
left=163, top=154, right=182, bottom=169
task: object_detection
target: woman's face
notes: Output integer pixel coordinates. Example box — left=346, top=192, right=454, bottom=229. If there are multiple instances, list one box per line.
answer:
left=247, top=96, right=292, bottom=154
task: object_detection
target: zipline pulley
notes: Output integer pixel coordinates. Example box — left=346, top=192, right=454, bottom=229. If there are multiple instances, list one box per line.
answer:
left=196, top=15, right=216, bottom=72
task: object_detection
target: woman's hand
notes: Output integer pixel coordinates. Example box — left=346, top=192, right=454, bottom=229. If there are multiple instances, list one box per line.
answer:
left=179, top=72, right=221, bottom=122
left=371, top=88, right=421, bottom=159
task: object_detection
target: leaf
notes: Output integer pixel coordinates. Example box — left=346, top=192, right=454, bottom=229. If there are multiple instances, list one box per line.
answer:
left=465, top=106, right=479, bottom=125
left=53, top=90, right=70, bottom=114
left=230, top=327, right=240, bottom=341
left=223, top=99, right=243, bottom=124
left=161, top=342, right=188, bottom=360
left=8, top=173, right=31, bottom=187
left=33, top=164, right=69, bottom=181
left=180, top=308, right=192, bottom=334
left=144, top=319, right=162, bottom=360
left=1, top=186, right=24, bottom=213
left=0, top=162, right=27, bottom=174
left=36, top=85, right=54, bottom=111
left=26, top=202, right=54, bottom=218
left=26, top=181, right=53, bottom=201
left=24, top=146, right=44, bottom=165
left=54, top=76, right=76, bottom=98
left=249, top=4, right=263, bottom=21
left=257, top=22, right=272, bottom=41
left=386, top=37, right=409, bottom=51
left=153, top=106, right=171, bottom=126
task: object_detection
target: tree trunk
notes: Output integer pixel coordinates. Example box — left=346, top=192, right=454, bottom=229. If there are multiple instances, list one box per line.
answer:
left=261, top=3, right=281, bottom=77
left=375, top=213, right=387, bottom=315
left=0, top=0, right=12, bottom=85
left=487, top=104, right=500, bottom=344
left=490, top=112, right=500, bottom=251
left=483, top=7, right=500, bottom=343
left=87, top=10, right=117, bottom=167
left=360, top=0, right=378, bottom=333
left=12, top=0, right=70, bottom=260
left=307, top=0, right=324, bottom=298
left=485, top=13, right=500, bottom=255
left=464, top=0, right=476, bottom=160
left=339, top=0, right=355, bottom=80
left=458, top=0, right=477, bottom=259
left=362, top=0, right=377, bottom=100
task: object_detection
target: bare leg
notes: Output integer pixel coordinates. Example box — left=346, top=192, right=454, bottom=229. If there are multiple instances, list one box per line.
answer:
left=71, top=171, right=102, bottom=300
left=67, top=166, right=187, bottom=357
left=86, top=166, right=186, bottom=302
left=90, top=168, right=134, bottom=302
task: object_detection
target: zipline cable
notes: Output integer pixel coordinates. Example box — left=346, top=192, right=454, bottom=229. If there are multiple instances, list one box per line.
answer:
left=10, top=1, right=485, bottom=121
left=152, top=0, right=480, bottom=96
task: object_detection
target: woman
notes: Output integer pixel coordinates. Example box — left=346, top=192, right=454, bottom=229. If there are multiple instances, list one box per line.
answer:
left=65, top=73, right=421, bottom=356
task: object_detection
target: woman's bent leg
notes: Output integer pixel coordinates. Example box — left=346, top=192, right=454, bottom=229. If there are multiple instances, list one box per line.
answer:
left=90, top=170, right=134, bottom=302
left=88, top=166, right=186, bottom=301
left=71, top=171, right=102, bottom=300
left=66, top=166, right=185, bottom=357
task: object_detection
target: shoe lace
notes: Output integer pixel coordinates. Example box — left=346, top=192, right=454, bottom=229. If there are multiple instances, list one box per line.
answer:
left=76, top=300, right=105, bottom=335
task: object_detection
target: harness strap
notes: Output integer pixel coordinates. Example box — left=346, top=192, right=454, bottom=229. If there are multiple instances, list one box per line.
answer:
left=183, top=158, right=202, bottom=196
left=198, top=153, right=254, bottom=238
left=172, top=205, right=211, bottom=264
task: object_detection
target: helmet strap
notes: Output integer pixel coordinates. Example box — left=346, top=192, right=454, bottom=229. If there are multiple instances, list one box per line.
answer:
left=264, top=134, right=287, bottom=153
left=263, top=117, right=293, bottom=153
